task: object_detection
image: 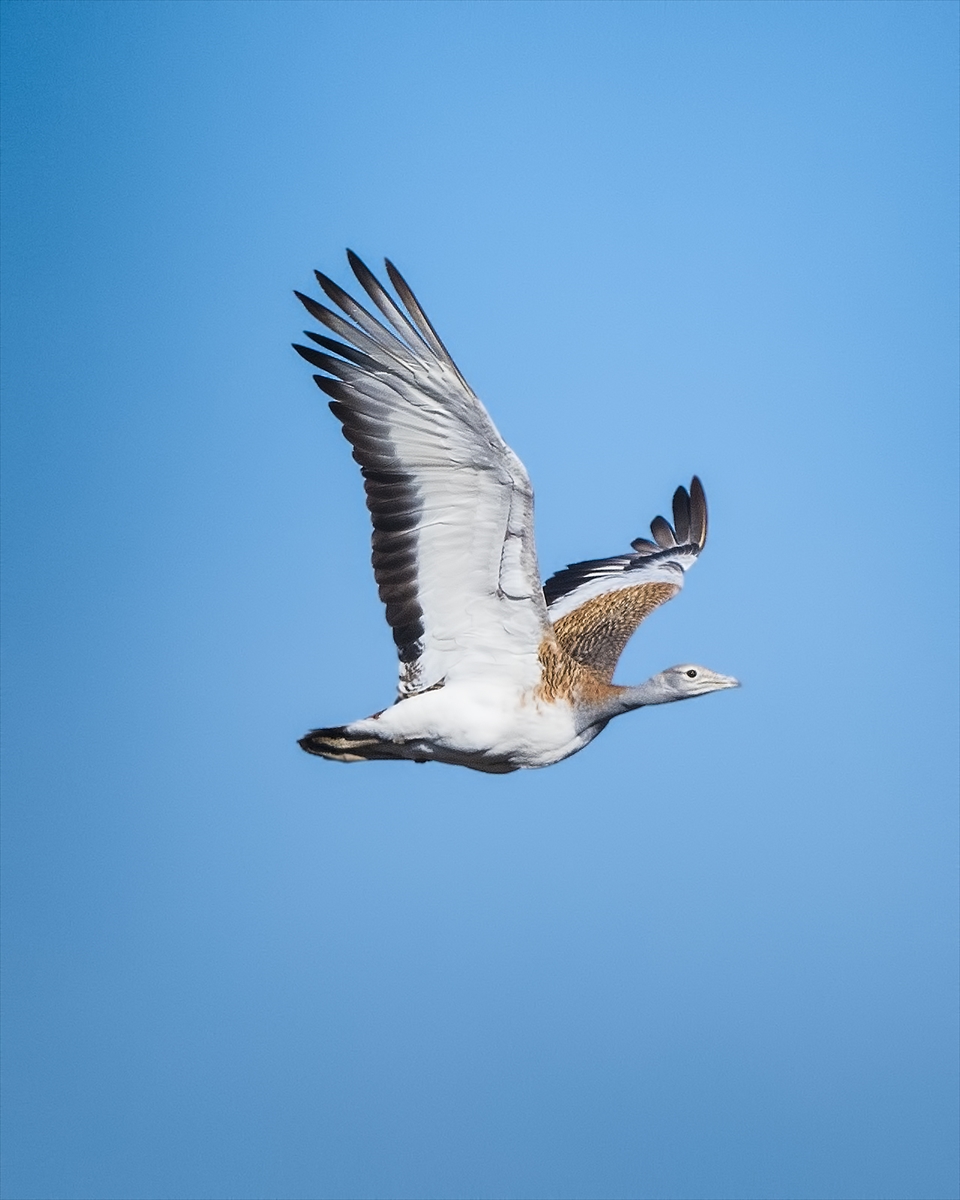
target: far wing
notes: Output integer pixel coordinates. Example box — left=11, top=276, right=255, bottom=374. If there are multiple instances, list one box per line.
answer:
left=294, top=252, right=549, bottom=698
left=543, top=478, right=707, bottom=681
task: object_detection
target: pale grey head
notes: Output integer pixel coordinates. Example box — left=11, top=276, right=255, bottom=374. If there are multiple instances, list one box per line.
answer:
left=616, top=664, right=740, bottom=713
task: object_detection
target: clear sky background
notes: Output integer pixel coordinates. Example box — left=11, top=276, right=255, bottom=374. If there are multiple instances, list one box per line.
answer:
left=2, top=3, right=958, bottom=1199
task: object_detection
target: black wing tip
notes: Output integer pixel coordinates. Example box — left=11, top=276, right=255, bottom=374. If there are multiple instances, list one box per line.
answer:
left=383, top=258, right=418, bottom=306
left=689, top=475, right=708, bottom=549
left=312, top=373, right=341, bottom=399
left=346, top=247, right=376, bottom=285
left=313, top=267, right=341, bottom=298
left=383, top=257, right=405, bottom=288
left=294, top=288, right=336, bottom=327
left=545, top=475, right=710, bottom=608
left=292, top=341, right=321, bottom=364
left=650, top=476, right=707, bottom=553
left=313, top=267, right=362, bottom=313
left=649, top=513, right=677, bottom=549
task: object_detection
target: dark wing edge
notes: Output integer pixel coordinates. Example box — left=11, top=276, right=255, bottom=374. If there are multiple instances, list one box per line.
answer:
left=542, top=478, right=707, bottom=609
left=291, top=253, right=464, bottom=676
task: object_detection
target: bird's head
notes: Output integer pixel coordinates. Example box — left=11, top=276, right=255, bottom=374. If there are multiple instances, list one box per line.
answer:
left=621, top=664, right=740, bottom=710
left=653, top=664, right=740, bottom=701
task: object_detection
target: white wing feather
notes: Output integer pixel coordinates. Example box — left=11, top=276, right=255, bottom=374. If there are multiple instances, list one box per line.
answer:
left=294, top=255, right=548, bottom=698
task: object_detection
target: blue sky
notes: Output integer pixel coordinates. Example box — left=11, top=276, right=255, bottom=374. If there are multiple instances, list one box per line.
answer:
left=1, top=2, right=957, bottom=1198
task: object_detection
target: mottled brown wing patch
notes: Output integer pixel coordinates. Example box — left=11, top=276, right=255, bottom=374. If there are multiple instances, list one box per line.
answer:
left=535, top=636, right=619, bottom=706
left=551, top=581, right=680, bottom=681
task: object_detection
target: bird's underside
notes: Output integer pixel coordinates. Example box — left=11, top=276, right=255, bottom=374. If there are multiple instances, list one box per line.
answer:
left=293, top=253, right=737, bottom=773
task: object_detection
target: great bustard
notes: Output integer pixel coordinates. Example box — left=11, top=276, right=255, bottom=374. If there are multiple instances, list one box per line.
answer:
left=293, top=253, right=738, bottom=774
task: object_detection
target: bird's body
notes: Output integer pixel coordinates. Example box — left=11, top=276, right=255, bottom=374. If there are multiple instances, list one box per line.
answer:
left=320, top=679, right=600, bottom=774
left=294, top=253, right=738, bottom=773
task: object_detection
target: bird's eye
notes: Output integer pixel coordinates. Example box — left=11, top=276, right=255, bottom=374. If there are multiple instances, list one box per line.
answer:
left=686, top=669, right=697, bottom=678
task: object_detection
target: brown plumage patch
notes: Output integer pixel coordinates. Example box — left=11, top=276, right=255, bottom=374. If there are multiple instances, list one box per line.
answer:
left=535, top=636, right=621, bottom=707
left=551, top=582, right=680, bottom=681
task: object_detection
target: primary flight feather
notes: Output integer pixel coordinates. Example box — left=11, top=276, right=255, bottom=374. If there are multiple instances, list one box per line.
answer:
left=293, top=252, right=738, bottom=773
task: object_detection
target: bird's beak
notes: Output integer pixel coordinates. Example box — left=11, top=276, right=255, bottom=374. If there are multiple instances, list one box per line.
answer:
left=714, top=673, right=741, bottom=689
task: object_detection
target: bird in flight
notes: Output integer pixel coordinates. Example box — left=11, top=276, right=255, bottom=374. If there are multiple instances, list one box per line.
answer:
left=293, top=252, right=738, bottom=774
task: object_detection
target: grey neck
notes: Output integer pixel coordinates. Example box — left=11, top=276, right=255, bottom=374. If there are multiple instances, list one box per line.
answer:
left=614, top=676, right=678, bottom=714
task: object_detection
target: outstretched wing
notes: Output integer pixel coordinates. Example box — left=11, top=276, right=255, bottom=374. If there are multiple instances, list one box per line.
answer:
left=294, top=252, right=549, bottom=698
left=543, top=478, right=708, bottom=682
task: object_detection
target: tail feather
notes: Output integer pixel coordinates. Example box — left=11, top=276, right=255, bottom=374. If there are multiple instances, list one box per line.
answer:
left=298, top=724, right=405, bottom=764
